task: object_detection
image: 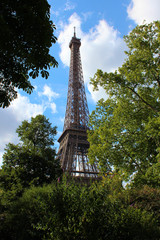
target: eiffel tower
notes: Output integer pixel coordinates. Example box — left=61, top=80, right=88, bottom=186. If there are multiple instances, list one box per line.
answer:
left=58, top=29, right=98, bottom=178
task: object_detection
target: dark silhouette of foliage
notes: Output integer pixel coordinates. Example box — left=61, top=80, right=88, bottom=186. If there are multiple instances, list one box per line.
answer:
left=0, top=178, right=159, bottom=240
left=0, top=0, right=58, bottom=107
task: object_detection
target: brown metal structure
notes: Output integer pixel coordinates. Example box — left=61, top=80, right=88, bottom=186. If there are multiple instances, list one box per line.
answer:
left=58, top=30, right=98, bottom=178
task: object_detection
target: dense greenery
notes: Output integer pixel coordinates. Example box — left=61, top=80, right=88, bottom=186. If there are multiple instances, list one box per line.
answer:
left=0, top=0, right=58, bottom=107
left=88, top=21, right=160, bottom=180
left=1, top=176, right=160, bottom=240
left=0, top=115, right=62, bottom=200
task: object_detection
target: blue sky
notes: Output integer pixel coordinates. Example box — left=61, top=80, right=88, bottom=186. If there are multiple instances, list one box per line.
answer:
left=0, top=0, right=160, bottom=165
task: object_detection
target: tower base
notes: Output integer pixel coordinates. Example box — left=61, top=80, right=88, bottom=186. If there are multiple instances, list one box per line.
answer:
left=58, top=128, right=99, bottom=178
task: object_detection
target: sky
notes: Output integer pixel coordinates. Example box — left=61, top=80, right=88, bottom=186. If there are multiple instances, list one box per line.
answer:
left=0, top=0, right=160, bottom=165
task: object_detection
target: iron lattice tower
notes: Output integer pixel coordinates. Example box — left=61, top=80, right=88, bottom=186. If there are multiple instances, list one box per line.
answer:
left=58, top=30, right=98, bottom=178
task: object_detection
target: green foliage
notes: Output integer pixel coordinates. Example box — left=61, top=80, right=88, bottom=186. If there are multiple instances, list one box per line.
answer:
left=88, top=21, right=160, bottom=179
left=0, top=0, right=58, bottom=108
left=0, top=115, right=62, bottom=198
left=128, top=185, right=160, bottom=226
left=1, top=179, right=159, bottom=240
left=131, top=162, right=160, bottom=188
left=16, top=114, right=57, bottom=151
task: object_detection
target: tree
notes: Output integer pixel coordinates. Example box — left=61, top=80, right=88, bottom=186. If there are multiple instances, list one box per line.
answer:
left=0, top=115, right=62, bottom=196
left=0, top=0, right=58, bottom=108
left=16, top=114, right=57, bottom=153
left=88, top=21, right=160, bottom=179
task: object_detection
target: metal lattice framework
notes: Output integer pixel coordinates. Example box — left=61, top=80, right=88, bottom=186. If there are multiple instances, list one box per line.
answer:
left=58, top=31, right=99, bottom=178
left=63, top=33, right=89, bottom=131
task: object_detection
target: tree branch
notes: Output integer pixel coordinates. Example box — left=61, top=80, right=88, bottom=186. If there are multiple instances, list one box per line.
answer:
left=127, top=86, right=158, bottom=112
left=120, top=143, right=143, bottom=174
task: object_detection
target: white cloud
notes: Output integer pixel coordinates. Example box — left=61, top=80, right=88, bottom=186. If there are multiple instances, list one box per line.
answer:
left=88, top=84, right=108, bottom=102
left=58, top=13, right=82, bottom=67
left=50, top=102, right=57, bottom=113
left=64, top=0, right=76, bottom=11
left=0, top=94, right=45, bottom=166
left=127, top=0, right=160, bottom=24
left=58, top=13, right=126, bottom=103
left=82, top=12, right=93, bottom=22
left=38, top=84, right=59, bottom=102
left=11, top=94, right=44, bottom=121
left=81, top=20, right=126, bottom=82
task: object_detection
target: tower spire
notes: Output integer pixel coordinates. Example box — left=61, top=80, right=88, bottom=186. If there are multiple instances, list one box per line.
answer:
left=74, top=26, right=76, bottom=37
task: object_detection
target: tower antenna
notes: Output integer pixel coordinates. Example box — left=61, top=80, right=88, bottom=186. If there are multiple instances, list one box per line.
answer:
left=74, top=26, right=76, bottom=37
